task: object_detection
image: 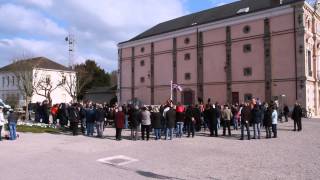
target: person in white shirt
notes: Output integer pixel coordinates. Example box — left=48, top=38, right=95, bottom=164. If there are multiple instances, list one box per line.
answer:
left=271, top=106, right=278, bottom=138
left=0, top=106, right=5, bottom=141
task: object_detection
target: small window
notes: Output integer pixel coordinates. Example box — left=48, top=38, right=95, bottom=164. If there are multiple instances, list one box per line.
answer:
left=140, top=60, right=145, bottom=66
left=244, top=93, right=253, bottom=102
left=308, top=50, right=312, bottom=76
left=7, top=76, right=9, bottom=87
left=185, top=73, right=191, bottom=80
left=2, top=77, right=5, bottom=87
left=12, top=76, right=14, bottom=86
left=243, top=44, right=252, bottom=53
left=243, top=25, right=251, bottom=34
left=140, top=47, right=145, bottom=53
left=184, top=53, right=191, bottom=60
left=45, top=75, right=51, bottom=83
left=140, top=77, right=145, bottom=83
left=265, top=49, right=270, bottom=58
left=243, top=67, right=252, bottom=76
left=184, top=38, right=190, bottom=44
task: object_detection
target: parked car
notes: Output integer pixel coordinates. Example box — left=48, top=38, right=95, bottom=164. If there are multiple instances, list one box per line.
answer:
left=0, top=99, right=12, bottom=113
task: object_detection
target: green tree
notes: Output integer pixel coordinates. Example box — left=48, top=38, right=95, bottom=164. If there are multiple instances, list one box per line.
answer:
left=74, top=60, right=111, bottom=100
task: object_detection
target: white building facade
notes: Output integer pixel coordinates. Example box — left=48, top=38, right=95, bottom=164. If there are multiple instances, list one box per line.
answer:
left=0, top=57, right=76, bottom=107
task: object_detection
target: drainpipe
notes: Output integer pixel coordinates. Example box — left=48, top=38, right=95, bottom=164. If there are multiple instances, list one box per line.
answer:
left=294, top=6, right=298, bottom=100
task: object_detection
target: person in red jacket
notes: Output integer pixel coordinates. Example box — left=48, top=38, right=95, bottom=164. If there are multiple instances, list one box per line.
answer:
left=115, top=107, right=125, bottom=141
left=50, top=104, right=59, bottom=125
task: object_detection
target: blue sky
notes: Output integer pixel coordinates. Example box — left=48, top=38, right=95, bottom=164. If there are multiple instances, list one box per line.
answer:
left=0, top=0, right=236, bottom=72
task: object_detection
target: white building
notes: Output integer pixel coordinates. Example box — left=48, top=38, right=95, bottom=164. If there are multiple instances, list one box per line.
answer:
left=0, top=57, right=76, bottom=107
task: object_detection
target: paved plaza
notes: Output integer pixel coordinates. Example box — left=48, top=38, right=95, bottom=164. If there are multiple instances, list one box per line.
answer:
left=1, top=119, right=320, bottom=180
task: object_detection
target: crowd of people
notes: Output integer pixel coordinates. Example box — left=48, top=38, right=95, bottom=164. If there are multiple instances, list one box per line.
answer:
left=0, top=97, right=304, bottom=141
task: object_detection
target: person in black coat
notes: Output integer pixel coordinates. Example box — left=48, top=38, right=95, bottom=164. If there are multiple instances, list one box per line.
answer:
left=263, top=104, right=272, bottom=138
left=207, top=104, right=218, bottom=137
left=240, top=103, right=251, bottom=140
left=42, top=100, right=50, bottom=124
left=68, top=104, right=80, bottom=136
left=151, top=107, right=162, bottom=140
left=283, top=105, right=290, bottom=122
left=185, top=105, right=195, bottom=138
left=58, top=103, right=69, bottom=127
left=291, top=103, right=303, bottom=131
left=193, top=105, right=201, bottom=132
left=35, top=102, right=41, bottom=122
left=165, top=106, right=176, bottom=140
left=130, top=106, right=140, bottom=140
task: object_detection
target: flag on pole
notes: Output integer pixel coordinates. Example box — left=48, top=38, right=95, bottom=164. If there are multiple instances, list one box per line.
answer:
left=172, top=83, right=183, bottom=91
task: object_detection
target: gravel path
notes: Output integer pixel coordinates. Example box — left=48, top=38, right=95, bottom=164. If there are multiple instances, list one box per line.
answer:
left=0, top=119, right=319, bottom=180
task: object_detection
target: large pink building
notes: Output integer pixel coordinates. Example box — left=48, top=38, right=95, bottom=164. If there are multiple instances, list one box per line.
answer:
left=118, top=0, right=320, bottom=115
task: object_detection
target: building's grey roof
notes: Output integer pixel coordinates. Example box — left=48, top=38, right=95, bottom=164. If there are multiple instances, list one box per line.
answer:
left=85, top=86, right=117, bottom=94
left=0, top=57, right=71, bottom=72
left=120, top=0, right=303, bottom=44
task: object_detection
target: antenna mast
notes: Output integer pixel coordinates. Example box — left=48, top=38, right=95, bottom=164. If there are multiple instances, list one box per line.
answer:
left=65, top=32, right=75, bottom=69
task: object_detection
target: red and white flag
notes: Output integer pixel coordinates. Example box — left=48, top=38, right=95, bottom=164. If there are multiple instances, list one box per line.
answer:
left=172, top=83, right=183, bottom=91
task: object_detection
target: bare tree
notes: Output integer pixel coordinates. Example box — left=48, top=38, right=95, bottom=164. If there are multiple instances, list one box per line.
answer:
left=10, top=59, right=39, bottom=120
left=59, top=68, right=92, bottom=102
left=34, top=72, right=64, bottom=106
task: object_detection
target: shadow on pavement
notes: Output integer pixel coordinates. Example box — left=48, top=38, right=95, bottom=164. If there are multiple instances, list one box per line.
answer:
left=136, top=170, right=185, bottom=180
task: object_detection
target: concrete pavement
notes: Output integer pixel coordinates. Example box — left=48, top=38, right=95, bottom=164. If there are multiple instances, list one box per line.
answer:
left=0, top=119, right=320, bottom=180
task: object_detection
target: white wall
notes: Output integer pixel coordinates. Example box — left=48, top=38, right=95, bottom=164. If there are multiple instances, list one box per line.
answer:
left=31, top=68, right=76, bottom=105
left=0, top=68, right=76, bottom=107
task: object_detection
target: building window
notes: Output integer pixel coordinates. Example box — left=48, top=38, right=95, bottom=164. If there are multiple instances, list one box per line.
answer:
left=140, top=77, right=145, bottom=83
left=7, top=76, right=9, bottom=87
left=243, top=44, right=252, bottom=53
left=12, top=76, right=14, bottom=86
left=140, top=60, right=145, bottom=66
left=244, top=93, right=253, bottom=102
left=184, top=38, right=190, bottom=44
left=243, top=67, right=252, bottom=76
left=17, top=75, right=20, bottom=86
left=185, top=73, right=191, bottom=80
left=308, top=50, right=313, bottom=76
left=243, top=25, right=251, bottom=34
left=2, top=77, right=4, bottom=87
left=140, top=47, right=145, bottom=53
left=45, top=75, right=51, bottom=83
left=184, top=53, right=191, bottom=60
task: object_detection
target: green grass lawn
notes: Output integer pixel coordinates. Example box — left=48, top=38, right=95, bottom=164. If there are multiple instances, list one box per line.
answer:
left=17, top=125, right=61, bottom=134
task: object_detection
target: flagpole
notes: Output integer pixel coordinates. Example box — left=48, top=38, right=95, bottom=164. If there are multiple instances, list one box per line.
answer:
left=170, top=80, right=173, bottom=101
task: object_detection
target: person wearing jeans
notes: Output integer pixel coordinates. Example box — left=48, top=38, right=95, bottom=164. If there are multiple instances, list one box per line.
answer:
left=252, top=104, right=262, bottom=139
left=86, top=105, right=96, bottom=136
left=176, top=103, right=185, bottom=138
left=176, top=122, right=184, bottom=138
left=8, top=109, right=18, bottom=140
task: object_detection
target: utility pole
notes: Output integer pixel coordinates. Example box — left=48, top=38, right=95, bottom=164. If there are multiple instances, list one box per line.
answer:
left=65, top=33, right=75, bottom=69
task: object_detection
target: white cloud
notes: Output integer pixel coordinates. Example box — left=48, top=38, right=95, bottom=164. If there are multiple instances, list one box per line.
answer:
left=21, top=0, right=53, bottom=8
left=0, top=4, right=66, bottom=37
left=0, top=0, right=187, bottom=71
